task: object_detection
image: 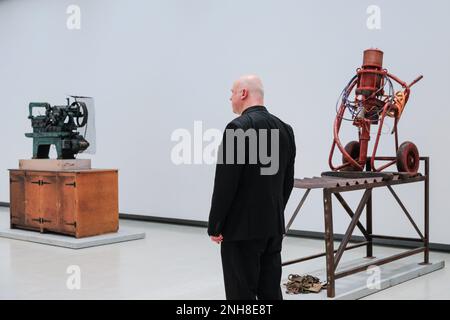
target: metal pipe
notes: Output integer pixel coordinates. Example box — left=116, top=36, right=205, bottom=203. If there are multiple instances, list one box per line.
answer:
left=424, top=157, right=430, bottom=264
left=323, top=189, right=336, bottom=297
left=333, top=189, right=371, bottom=271
left=335, top=247, right=425, bottom=279
left=387, top=185, right=425, bottom=240
left=284, top=189, right=311, bottom=235
left=282, top=242, right=369, bottom=266
left=370, top=102, right=391, bottom=171
left=371, top=234, right=423, bottom=242
left=366, top=189, right=373, bottom=258
left=333, top=193, right=369, bottom=238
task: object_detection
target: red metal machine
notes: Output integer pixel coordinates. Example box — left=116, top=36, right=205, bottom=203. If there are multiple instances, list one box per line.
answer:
left=329, top=48, right=423, bottom=174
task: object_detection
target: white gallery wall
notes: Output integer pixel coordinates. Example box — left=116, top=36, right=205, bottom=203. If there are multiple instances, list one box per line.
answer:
left=1, top=0, right=449, bottom=244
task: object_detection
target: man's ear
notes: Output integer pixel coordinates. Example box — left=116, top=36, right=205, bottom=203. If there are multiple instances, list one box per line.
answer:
left=240, top=88, right=248, bottom=100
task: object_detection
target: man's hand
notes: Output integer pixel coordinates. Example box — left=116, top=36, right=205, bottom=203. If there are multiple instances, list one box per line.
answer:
left=210, top=234, right=223, bottom=244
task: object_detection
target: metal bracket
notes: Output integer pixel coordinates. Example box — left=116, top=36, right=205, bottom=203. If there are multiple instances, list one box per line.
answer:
left=30, top=180, right=52, bottom=186
left=64, top=221, right=77, bottom=228
left=31, top=217, right=52, bottom=224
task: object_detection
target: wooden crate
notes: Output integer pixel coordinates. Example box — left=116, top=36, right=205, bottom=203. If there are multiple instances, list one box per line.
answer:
left=9, top=169, right=119, bottom=238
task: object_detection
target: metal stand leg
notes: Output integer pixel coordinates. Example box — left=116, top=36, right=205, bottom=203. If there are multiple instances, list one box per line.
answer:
left=323, top=189, right=335, bottom=298
left=366, top=189, right=374, bottom=258
left=421, top=157, right=430, bottom=265
left=284, top=189, right=311, bottom=235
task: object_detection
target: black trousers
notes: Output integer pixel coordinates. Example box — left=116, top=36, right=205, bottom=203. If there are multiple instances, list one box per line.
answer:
left=220, top=235, right=283, bottom=300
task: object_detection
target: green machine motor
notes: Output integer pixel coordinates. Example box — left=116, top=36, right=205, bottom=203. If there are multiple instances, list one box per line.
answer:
left=25, top=98, right=90, bottom=159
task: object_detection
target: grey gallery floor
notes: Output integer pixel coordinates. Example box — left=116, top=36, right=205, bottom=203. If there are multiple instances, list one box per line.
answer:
left=0, top=207, right=449, bottom=300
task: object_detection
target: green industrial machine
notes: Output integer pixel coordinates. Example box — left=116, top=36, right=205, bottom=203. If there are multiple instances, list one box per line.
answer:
left=25, top=98, right=90, bottom=159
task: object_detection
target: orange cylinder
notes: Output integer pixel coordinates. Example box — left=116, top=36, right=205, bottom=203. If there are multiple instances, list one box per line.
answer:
left=363, top=48, right=383, bottom=68
left=357, top=48, right=384, bottom=96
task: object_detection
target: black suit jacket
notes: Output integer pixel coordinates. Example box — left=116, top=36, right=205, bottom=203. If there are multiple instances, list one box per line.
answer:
left=208, top=106, right=296, bottom=241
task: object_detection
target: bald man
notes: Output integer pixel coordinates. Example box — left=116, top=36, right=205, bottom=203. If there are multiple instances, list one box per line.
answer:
left=208, top=75, right=296, bottom=300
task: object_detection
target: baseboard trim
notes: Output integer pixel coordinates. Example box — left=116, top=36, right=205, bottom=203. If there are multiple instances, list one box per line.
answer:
left=119, top=213, right=208, bottom=228
left=2, top=202, right=449, bottom=252
left=118, top=213, right=450, bottom=253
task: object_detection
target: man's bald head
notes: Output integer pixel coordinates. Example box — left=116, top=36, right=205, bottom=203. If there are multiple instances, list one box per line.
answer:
left=234, top=75, right=265, bottom=99
left=230, top=75, right=265, bottom=115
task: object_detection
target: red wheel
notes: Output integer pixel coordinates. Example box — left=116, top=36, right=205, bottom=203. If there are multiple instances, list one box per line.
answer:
left=396, top=141, right=419, bottom=173
left=341, top=141, right=360, bottom=171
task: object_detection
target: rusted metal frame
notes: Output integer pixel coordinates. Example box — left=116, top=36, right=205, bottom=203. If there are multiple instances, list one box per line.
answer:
left=284, top=188, right=311, bottom=235
left=323, top=189, right=336, bottom=297
left=328, top=175, right=425, bottom=193
left=365, top=162, right=374, bottom=258
left=372, top=156, right=427, bottom=161
left=387, top=72, right=424, bottom=89
left=370, top=156, right=429, bottom=264
left=295, top=176, right=426, bottom=192
left=328, top=103, right=347, bottom=171
left=333, top=162, right=352, bottom=172
left=407, top=75, right=424, bottom=88
left=366, top=73, right=420, bottom=172
left=284, top=158, right=429, bottom=297
left=282, top=241, right=368, bottom=267
left=357, top=119, right=371, bottom=170
left=386, top=185, right=425, bottom=240
left=335, top=247, right=425, bottom=279
left=373, top=159, right=397, bottom=172
left=333, top=193, right=369, bottom=239
left=333, top=189, right=372, bottom=272
left=393, top=117, right=399, bottom=150
left=359, top=69, right=387, bottom=76
left=371, top=234, right=423, bottom=242
left=366, top=189, right=374, bottom=258
left=424, top=157, right=430, bottom=264
left=329, top=79, right=362, bottom=171
left=370, top=102, right=395, bottom=172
